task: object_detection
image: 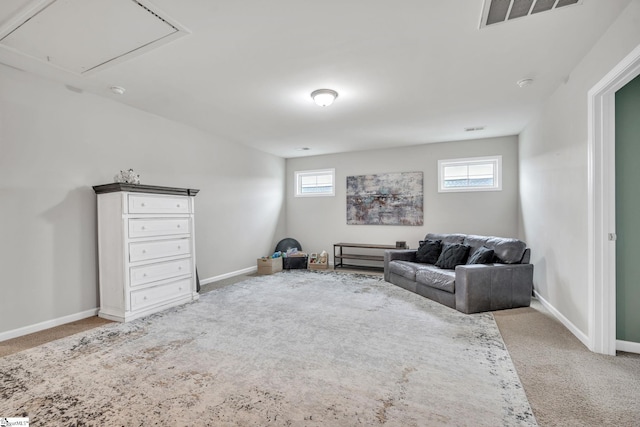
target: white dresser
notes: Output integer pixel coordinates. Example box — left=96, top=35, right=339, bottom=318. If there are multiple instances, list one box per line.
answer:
left=93, top=183, right=200, bottom=322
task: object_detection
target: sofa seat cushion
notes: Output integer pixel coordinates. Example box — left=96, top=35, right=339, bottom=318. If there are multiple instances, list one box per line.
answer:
left=416, top=266, right=456, bottom=293
left=388, top=260, right=421, bottom=281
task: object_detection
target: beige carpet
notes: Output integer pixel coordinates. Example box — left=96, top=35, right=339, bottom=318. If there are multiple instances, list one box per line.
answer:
left=493, top=299, right=640, bottom=427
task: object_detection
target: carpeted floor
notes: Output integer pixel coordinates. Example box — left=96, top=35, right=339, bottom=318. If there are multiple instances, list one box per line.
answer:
left=3, top=270, right=640, bottom=426
left=0, top=316, right=113, bottom=358
left=0, top=270, right=535, bottom=426
left=493, top=300, right=640, bottom=427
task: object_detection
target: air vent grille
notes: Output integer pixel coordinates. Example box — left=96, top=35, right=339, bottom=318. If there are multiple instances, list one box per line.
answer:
left=480, top=0, right=582, bottom=28
left=131, top=0, right=179, bottom=32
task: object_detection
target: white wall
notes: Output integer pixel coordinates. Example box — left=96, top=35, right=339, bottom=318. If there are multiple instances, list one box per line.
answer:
left=0, top=65, right=286, bottom=335
left=519, top=1, right=640, bottom=335
left=286, top=136, right=520, bottom=260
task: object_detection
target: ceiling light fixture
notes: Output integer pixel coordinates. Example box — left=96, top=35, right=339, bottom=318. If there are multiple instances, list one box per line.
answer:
left=311, top=89, right=338, bottom=107
left=110, top=86, right=126, bottom=95
left=516, top=78, right=533, bottom=88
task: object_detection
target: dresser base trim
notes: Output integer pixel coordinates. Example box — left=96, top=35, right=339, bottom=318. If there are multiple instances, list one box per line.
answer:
left=99, top=293, right=199, bottom=323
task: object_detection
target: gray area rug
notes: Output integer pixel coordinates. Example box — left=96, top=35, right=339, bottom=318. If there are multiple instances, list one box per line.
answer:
left=1, top=271, right=536, bottom=426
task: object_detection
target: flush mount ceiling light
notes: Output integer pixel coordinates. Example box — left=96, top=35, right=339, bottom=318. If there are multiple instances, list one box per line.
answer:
left=110, top=85, right=126, bottom=95
left=517, top=78, right=534, bottom=88
left=311, top=89, right=338, bottom=107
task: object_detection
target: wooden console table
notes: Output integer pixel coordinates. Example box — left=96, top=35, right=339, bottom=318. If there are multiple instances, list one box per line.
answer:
left=333, top=242, right=397, bottom=271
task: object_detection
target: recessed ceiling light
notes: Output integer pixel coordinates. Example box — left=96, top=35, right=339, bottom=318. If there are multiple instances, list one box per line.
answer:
left=311, top=89, right=338, bottom=107
left=110, top=86, right=126, bottom=95
left=516, top=78, right=534, bottom=88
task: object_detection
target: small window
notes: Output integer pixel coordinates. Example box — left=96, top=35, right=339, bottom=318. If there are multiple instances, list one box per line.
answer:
left=438, top=156, right=502, bottom=192
left=295, top=169, right=335, bottom=197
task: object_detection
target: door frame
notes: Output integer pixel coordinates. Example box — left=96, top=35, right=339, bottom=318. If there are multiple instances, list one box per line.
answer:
left=588, top=44, right=640, bottom=355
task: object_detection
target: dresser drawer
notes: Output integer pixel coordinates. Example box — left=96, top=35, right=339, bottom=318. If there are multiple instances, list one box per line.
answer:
left=129, top=238, right=191, bottom=262
left=130, top=258, right=192, bottom=287
left=128, top=194, right=190, bottom=214
left=128, top=218, right=190, bottom=238
left=130, top=278, right=192, bottom=311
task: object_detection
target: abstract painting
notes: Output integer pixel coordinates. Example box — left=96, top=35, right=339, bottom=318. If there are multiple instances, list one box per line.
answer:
left=346, top=172, right=423, bottom=225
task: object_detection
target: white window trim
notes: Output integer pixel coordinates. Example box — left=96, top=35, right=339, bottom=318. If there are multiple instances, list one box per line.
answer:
left=295, top=168, right=336, bottom=197
left=438, top=155, right=502, bottom=193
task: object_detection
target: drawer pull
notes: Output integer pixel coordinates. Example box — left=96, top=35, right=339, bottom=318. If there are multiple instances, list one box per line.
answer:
left=141, top=203, right=146, bottom=207
left=177, top=246, right=181, bottom=249
left=177, top=224, right=181, bottom=228
left=179, top=286, right=183, bottom=291
left=178, top=266, right=182, bottom=270
left=143, top=273, right=147, bottom=277
left=142, top=250, right=147, bottom=254
left=143, top=296, right=148, bottom=300
left=177, top=204, right=181, bottom=208
left=141, top=226, right=146, bottom=230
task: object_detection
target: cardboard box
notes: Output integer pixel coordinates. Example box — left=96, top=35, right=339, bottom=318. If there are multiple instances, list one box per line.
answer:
left=257, top=257, right=283, bottom=274
left=309, top=262, right=328, bottom=270
left=308, top=252, right=328, bottom=270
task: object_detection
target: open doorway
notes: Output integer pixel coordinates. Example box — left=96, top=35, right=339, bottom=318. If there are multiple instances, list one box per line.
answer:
left=588, top=44, right=640, bottom=355
left=614, top=75, right=640, bottom=352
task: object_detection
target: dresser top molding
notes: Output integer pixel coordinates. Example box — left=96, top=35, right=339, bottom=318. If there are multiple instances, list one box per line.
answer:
left=92, top=183, right=200, bottom=196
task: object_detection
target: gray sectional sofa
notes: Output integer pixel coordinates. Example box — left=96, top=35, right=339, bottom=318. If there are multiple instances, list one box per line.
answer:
left=384, top=233, right=533, bottom=314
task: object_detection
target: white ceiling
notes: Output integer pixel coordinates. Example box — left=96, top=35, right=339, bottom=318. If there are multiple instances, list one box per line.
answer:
left=0, top=0, right=632, bottom=158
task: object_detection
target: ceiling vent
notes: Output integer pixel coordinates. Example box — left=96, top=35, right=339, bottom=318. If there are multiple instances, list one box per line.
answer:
left=480, top=0, right=582, bottom=28
left=0, top=0, right=189, bottom=75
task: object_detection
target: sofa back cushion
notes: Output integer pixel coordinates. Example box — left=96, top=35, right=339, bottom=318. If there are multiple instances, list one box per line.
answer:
left=465, top=246, right=493, bottom=264
left=463, top=235, right=527, bottom=264
left=424, top=233, right=528, bottom=264
left=425, top=233, right=465, bottom=246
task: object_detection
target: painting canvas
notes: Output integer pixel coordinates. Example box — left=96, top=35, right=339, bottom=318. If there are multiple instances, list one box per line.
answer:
left=346, top=172, right=423, bottom=225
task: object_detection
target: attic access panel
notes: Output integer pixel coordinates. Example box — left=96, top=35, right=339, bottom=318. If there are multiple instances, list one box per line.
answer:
left=480, top=0, right=582, bottom=28
left=0, top=0, right=188, bottom=74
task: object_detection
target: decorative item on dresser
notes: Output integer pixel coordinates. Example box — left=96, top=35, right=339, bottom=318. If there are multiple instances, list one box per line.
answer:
left=92, top=183, right=200, bottom=322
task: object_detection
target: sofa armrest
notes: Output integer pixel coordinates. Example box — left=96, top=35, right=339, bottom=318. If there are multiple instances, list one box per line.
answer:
left=384, top=249, right=417, bottom=281
left=454, top=263, right=533, bottom=314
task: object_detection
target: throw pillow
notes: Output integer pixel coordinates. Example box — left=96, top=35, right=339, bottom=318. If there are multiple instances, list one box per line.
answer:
left=466, top=246, right=495, bottom=264
left=415, top=239, right=442, bottom=264
left=435, top=243, right=470, bottom=269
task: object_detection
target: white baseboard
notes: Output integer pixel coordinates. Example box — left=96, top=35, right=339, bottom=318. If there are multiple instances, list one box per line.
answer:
left=616, top=340, right=640, bottom=354
left=200, top=266, right=257, bottom=285
left=0, top=308, right=99, bottom=343
left=1, top=265, right=259, bottom=342
left=533, top=291, right=590, bottom=349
